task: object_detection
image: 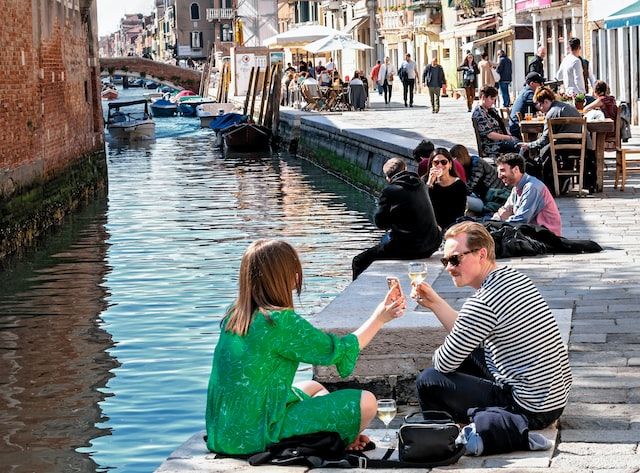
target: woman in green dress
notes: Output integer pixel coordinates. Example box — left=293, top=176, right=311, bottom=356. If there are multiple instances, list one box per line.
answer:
left=206, top=239, right=406, bottom=455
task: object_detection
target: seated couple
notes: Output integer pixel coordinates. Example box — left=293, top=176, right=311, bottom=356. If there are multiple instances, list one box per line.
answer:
left=206, top=223, right=572, bottom=457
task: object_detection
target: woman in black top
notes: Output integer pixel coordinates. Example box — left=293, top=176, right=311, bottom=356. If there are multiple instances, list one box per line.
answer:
left=425, top=148, right=467, bottom=230
left=457, top=52, right=480, bottom=112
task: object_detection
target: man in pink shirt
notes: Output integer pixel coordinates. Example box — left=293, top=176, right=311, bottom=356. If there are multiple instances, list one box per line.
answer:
left=492, top=154, right=562, bottom=236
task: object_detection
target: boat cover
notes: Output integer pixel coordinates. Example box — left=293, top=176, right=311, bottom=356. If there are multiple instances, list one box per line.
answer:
left=209, top=113, right=248, bottom=132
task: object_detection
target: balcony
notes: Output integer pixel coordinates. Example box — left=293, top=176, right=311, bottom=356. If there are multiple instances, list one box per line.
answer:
left=206, top=8, right=234, bottom=21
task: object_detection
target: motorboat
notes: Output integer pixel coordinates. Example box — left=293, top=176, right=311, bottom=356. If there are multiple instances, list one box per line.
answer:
left=177, top=96, right=216, bottom=117
left=196, top=102, right=235, bottom=127
left=150, top=98, right=178, bottom=117
left=106, top=99, right=155, bottom=141
left=101, top=85, right=118, bottom=100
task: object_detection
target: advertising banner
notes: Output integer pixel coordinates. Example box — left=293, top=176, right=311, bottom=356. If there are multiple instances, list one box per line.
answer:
left=515, top=0, right=551, bottom=13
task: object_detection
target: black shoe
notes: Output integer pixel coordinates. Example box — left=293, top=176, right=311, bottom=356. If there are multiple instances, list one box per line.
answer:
left=410, top=103, right=413, bottom=107
left=405, top=102, right=408, bottom=107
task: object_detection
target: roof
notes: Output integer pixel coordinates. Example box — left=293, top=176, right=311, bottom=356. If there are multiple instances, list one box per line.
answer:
left=604, top=1, right=640, bottom=29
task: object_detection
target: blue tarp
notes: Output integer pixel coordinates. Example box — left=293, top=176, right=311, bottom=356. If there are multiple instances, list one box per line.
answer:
left=604, top=1, right=640, bottom=29
left=209, top=113, right=248, bottom=132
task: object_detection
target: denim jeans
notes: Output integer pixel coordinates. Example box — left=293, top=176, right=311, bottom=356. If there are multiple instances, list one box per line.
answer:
left=498, top=81, right=511, bottom=107
left=416, top=347, right=564, bottom=430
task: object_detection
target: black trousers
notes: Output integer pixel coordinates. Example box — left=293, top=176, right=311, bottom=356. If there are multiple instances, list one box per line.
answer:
left=416, top=347, right=563, bottom=430
left=383, top=80, right=393, bottom=103
left=352, top=237, right=439, bottom=280
left=403, top=78, right=415, bottom=105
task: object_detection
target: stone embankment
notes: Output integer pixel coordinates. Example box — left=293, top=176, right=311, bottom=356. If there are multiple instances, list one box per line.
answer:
left=157, top=92, right=640, bottom=472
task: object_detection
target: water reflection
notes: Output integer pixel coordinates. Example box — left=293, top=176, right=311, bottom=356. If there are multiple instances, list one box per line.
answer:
left=2, top=97, right=381, bottom=472
left=0, top=200, right=117, bottom=473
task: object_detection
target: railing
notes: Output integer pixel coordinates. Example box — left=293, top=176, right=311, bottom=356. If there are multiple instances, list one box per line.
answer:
left=380, top=11, right=406, bottom=30
left=206, top=8, right=234, bottom=21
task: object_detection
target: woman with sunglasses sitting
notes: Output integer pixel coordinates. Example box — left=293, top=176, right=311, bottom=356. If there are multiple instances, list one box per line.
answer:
left=412, top=222, right=571, bottom=454
left=422, top=148, right=467, bottom=230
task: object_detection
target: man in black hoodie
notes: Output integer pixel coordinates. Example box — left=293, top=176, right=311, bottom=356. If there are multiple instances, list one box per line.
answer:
left=352, top=158, right=441, bottom=279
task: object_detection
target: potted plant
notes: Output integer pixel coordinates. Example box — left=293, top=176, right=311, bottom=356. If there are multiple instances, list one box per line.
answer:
left=574, top=93, right=586, bottom=110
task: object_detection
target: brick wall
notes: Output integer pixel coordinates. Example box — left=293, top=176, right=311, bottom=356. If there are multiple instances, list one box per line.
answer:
left=0, top=0, right=104, bottom=192
left=0, top=0, right=106, bottom=259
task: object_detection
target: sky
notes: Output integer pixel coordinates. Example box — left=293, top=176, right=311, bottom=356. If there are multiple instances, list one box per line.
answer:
left=97, top=0, right=155, bottom=36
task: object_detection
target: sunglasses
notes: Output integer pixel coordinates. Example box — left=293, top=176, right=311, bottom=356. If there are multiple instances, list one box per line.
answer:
left=432, top=159, right=449, bottom=166
left=440, top=249, right=479, bottom=267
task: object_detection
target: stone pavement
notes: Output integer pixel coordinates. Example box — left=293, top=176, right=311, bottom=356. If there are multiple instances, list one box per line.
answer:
left=157, top=92, right=640, bottom=472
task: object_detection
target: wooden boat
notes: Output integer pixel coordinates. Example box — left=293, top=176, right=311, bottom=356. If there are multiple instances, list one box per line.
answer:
left=106, top=99, right=155, bottom=141
left=222, top=122, right=271, bottom=151
left=101, top=86, right=118, bottom=100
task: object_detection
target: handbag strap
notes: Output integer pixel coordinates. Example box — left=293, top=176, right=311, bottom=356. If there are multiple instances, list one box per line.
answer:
left=352, top=444, right=465, bottom=469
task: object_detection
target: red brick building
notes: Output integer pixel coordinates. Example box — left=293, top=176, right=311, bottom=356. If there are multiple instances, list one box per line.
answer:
left=0, top=0, right=106, bottom=260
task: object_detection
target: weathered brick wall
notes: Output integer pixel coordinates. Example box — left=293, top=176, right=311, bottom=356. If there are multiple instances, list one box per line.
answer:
left=0, top=0, right=104, bottom=191
left=0, top=0, right=106, bottom=259
left=99, top=57, right=202, bottom=91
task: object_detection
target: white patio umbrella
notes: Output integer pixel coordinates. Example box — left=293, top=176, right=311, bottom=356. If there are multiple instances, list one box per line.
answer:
left=264, top=25, right=343, bottom=48
left=303, top=34, right=373, bottom=53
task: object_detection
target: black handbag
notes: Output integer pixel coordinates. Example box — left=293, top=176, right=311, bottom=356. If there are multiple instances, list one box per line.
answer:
left=397, top=411, right=464, bottom=466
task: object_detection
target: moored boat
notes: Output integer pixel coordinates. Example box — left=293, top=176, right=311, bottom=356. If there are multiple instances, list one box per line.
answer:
left=196, top=102, right=236, bottom=127
left=222, top=122, right=271, bottom=151
left=150, top=98, right=178, bottom=117
left=106, top=99, right=155, bottom=141
left=101, top=86, right=118, bottom=100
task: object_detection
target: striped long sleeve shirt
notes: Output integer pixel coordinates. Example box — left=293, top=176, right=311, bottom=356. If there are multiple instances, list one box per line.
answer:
left=433, top=266, right=572, bottom=413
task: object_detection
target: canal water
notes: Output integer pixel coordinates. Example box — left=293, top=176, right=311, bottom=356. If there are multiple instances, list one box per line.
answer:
left=0, top=88, right=382, bottom=472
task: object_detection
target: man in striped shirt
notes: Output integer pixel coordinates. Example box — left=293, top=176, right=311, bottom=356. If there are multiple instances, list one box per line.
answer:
left=413, top=222, right=571, bottom=431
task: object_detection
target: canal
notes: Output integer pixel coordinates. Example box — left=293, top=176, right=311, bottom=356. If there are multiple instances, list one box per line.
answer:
left=0, top=89, right=382, bottom=472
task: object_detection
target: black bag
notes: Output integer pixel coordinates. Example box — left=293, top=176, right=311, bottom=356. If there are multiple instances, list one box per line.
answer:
left=397, top=411, right=464, bottom=466
left=247, top=431, right=355, bottom=469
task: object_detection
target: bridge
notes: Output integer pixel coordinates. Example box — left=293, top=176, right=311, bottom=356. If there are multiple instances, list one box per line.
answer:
left=99, top=57, right=202, bottom=92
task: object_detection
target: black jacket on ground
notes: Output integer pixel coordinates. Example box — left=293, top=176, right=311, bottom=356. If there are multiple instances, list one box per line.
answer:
left=375, top=171, right=440, bottom=251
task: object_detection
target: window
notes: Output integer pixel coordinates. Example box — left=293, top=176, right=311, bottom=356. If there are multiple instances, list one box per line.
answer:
left=190, top=3, right=200, bottom=20
left=443, top=48, right=450, bottom=60
left=191, top=31, right=203, bottom=48
left=221, top=23, right=233, bottom=42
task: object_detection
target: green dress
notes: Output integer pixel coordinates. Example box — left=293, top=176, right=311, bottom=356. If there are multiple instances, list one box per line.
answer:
left=206, top=308, right=362, bottom=455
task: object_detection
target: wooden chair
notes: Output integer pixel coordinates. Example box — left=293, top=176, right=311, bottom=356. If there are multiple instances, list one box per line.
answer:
left=300, top=84, right=322, bottom=111
left=471, top=117, right=487, bottom=159
left=548, top=117, right=587, bottom=196
left=499, top=107, right=511, bottom=128
left=609, top=111, right=640, bottom=191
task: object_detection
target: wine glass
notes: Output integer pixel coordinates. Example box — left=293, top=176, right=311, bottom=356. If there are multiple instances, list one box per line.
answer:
left=376, top=398, right=397, bottom=444
left=407, top=262, right=427, bottom=285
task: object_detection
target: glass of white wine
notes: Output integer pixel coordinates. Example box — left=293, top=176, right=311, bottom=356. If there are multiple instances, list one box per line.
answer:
left=408, top=262, right=427, bottom=285
left=376, top=398, right=397, bottom=443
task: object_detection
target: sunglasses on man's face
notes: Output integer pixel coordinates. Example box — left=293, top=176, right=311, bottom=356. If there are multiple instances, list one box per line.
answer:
left=432, top=159, right=449, bottom=166
left=440, top=249, right=479, bottom=267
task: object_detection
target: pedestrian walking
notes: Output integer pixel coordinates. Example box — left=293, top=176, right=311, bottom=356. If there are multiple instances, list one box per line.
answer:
left=377, top=57, right=396, bottom=105
left=457, top=52, right=479, bottom=112
left=478, top=52, right=497, bottom=90
left=422, top=57, right=446, bottom=113
left=399, top=53, right=417, bottom=107
left=495, top=50, right=513, bottom=107
left=371, top=60, right=382, bottom=95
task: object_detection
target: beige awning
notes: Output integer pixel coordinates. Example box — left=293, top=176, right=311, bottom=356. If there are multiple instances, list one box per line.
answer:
left=473, top=29, right=514, bottom=46
left=440, top=16, right=498, bottom=40
left=341, top=15, right=369, bottom=34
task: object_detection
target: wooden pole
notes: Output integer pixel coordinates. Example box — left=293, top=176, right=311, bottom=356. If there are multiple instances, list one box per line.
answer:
left=263, top=65, right=278, bottom=130
left=258, top=64, right=272, bottom=126
left=216, top=63, right=224, bottom=103
left=249, top=66, right=260, bottom=120
left=243, top=67, right=255, bottom=116
left=271, top=64, right=282, bottom=136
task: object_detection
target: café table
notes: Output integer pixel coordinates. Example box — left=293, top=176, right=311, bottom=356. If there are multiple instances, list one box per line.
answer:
left=519, top=118, right=614, bottom=193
